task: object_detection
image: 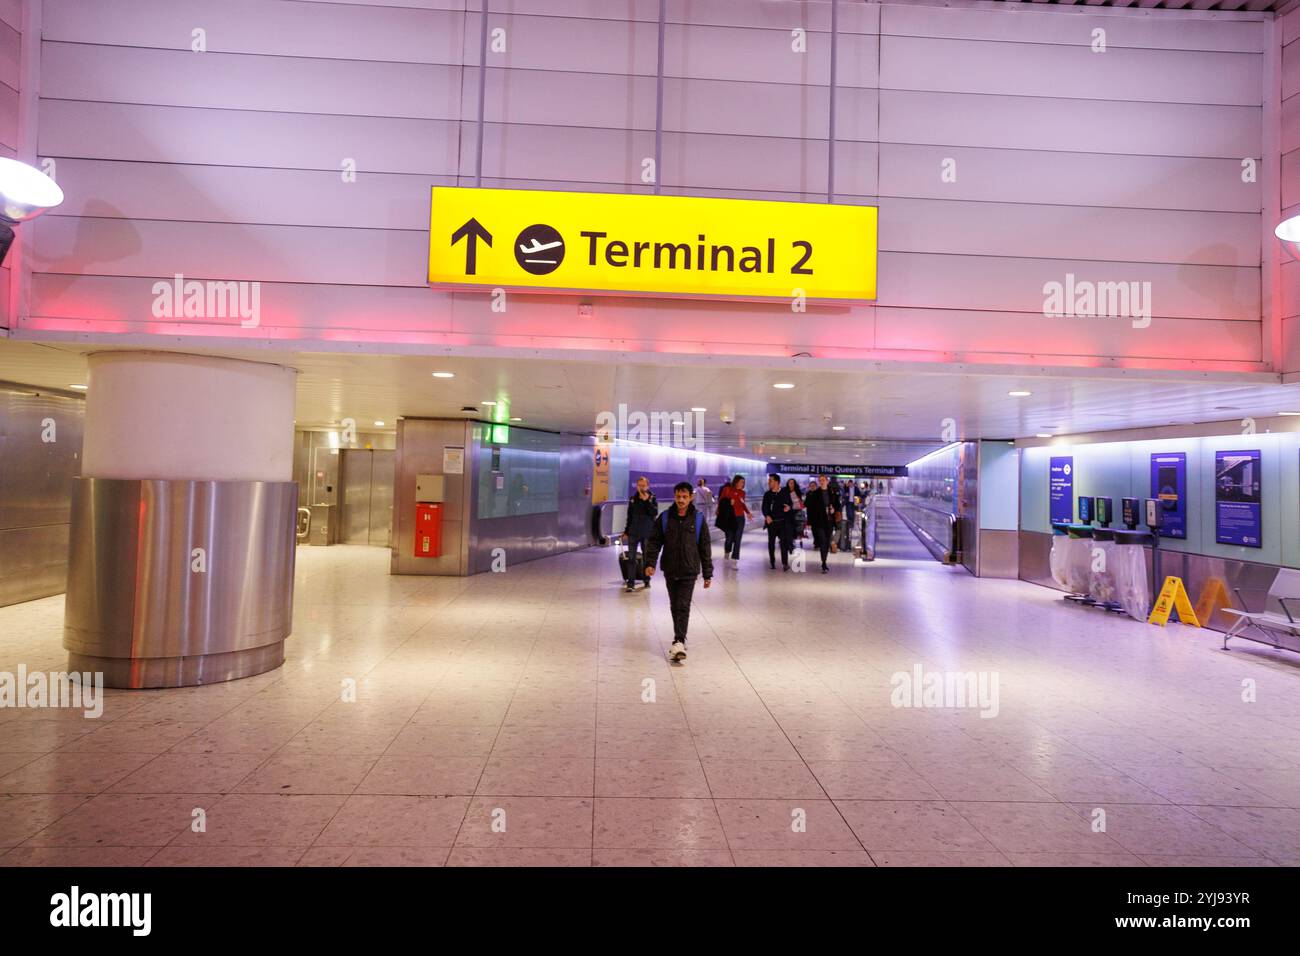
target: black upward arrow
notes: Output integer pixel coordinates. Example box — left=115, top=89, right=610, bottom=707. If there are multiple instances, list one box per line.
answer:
left=451, top=218, right=492, bottom=276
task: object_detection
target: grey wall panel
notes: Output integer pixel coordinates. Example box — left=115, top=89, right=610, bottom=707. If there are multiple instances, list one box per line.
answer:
left=663, top=23, right=879, bottom=87
left=369, top=449, right=395, bottom=548
left=30, top=273, right=451, bottom=336
left=468, top=122, right=656, bottom=185
left=0, top=524, right=71, bottom=606
left=30, top=218, right=430, bottom=287
left=38, top=102, right=463, bottom=175
left=458, top=0, right=880, bottom=33
left=43, top=0, right=465, bottom=64
left=0, top=389, right=83, bottom=529
left=873, top=309, right=1262, bottom=363
left=49, top=160, right=440, bottom=231
left=879, top=144, right=1261, bottom=213
left=977, top=528, right=1020, bottom=580
left=0, top=18, right=17, bottom=91
left=882, top=35, right=1261, bottom=107
left=469, top=70, right=880, bottom=142
left=42, top=43, right=464, bottom=120
left=877, top=252, right=1260, bottom=322
left=880, top=90, right=1261, bottom=159
left=0, top=0, right=20, bottom=32
left=878, top=198, right=1259, bottom=267
left=881, top=3, right=1266, bottom=54
left=663, top=134, right=877, bottom=196
left=0, top=387, right=85, bottom=607
left=0, top=80, right=16, bottom=151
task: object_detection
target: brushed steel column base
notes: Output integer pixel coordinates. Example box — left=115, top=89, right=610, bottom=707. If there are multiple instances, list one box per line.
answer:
left=68, top=642, right=285, bottom=690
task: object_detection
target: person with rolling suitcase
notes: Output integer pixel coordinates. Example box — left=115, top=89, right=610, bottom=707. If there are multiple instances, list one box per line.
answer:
left=621, top=476, right=658, bottom=592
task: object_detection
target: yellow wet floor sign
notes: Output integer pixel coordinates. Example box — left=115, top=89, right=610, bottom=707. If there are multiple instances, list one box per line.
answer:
left=1148, top=576, right=1202, bottom=627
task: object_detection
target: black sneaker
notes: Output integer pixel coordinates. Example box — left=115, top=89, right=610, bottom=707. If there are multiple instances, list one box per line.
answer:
left=625, top=582, right=635, bottom=592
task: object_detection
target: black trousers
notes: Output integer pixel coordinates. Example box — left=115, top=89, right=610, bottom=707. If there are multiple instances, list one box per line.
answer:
left=666, top=576, right=697, bottom=643
left=767, top=522, right=793, bottom=568
left=812, top=525, right=832, bottom=567
left=729, top=521, right=745, bottom=559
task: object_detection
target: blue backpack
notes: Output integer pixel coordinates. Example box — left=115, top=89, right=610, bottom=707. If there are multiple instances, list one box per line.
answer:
left=661, top=508, right=705, bottom=540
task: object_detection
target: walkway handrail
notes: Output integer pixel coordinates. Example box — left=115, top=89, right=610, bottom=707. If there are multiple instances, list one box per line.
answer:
left=888, top=496, right=959, bottom=564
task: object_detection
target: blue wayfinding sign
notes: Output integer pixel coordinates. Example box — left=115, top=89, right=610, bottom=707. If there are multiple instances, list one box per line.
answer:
left=1049, top=456, right=1074, bottom=523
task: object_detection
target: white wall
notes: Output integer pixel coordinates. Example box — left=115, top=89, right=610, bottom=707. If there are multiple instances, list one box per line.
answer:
left=14, top=0, right=1274, bottom=372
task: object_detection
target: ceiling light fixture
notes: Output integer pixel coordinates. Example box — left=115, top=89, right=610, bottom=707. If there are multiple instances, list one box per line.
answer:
left=1278, top=411, right=1300, bottom=416
left=1008, top=390, right=1032, bottom=397
left=773, top=383, right=795, bottom=390
left=1035, top=433, right=1052, bottom=439
left=432, top=371, right=455, bottom=378
left=831, top=425, right=846, bottom=431
left=1276, top=215, right=1300, bottom=259
left=68, top=384, right=87, bottom=391
left=0, top=158, right=64, bottom=267
left=480, top=400, right=496, bottom=406
left=374, top=420, right=385, bottom=427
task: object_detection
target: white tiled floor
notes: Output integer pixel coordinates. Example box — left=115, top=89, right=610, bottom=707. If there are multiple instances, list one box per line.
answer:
left=1, top=527, right=1299, bottom=867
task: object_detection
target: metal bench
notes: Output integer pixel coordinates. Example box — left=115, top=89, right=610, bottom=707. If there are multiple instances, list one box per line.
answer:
left=1222, top=568, right=1300, bottom=655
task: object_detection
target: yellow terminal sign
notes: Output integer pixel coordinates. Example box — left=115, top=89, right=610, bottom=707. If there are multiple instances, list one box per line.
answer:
left=428, top=186, right=877, bottom=301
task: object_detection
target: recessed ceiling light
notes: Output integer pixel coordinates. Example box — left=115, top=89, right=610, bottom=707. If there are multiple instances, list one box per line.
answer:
left=1279, top=411, right=1300, bottom=416
left=691, top=407, right=707, bottom=412
left=831, top=425, right=846, bottom=431
left=773, top=383, right=795, bottom=389
left=374, top=420, right=385, bottom=427
left=432, top=371, right=454, bottom=378
left=509, top=417, right=522, bottom=422
left=1035, top=433, right=1052, bottom=439
left=481, top=400, right=496, bottom=406
left=1009, top=390, right=1032, bottom=397
left=67, top=384, right=87, bottom=390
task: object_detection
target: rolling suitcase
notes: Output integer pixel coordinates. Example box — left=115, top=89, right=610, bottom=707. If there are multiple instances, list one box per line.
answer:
left=617, top=545, right=647, bottom=585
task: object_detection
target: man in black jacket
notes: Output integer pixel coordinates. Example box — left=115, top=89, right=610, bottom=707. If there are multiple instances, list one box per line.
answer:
left=621, top=476, right=658, bottom=591
left=761, top=473, right=794, bottom=571
left=804, top=474, right=841, bottom=574
left=645, top=481, right=713, bottom=662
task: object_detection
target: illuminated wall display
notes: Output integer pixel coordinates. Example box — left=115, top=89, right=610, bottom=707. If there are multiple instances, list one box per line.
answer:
left=1214, top=449, right=1262, bottom=547
left=428, top=187, right=878, bottom=301
left=1149, top=452, right=1187, bottom=539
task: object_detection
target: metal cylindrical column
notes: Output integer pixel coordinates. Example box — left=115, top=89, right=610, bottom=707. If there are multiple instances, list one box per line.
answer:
left=65, top=352, right=298, bottom=688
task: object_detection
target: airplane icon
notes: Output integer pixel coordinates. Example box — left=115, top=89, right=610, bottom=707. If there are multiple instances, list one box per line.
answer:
left=518, top=238, right=563, bottom=259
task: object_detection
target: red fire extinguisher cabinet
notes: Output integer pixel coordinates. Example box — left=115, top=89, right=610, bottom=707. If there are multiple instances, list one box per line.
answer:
left=414, top=503, right=443, bottom=558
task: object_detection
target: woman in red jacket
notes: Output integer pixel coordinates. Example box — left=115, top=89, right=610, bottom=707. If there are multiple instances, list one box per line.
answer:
left=725, top=474, right=753, bottom=562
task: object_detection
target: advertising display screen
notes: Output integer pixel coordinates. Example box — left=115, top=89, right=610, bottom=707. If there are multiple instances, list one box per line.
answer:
left=1049, top=457, right=1073, bottom=523
left=1149, top=452, right=1187, bottom=539
left=1213, top=449, right=1261, bottom=547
